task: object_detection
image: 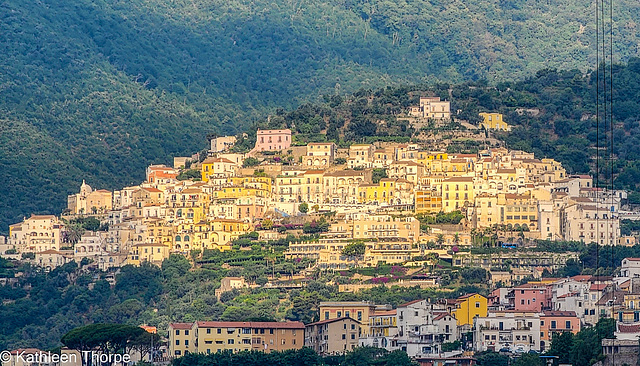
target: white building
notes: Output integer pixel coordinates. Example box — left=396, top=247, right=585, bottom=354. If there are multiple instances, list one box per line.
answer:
left=474, top=312, right=541, bottom=353
left=621, top=258, right=640, bottom=278
left=562, top=204, right=620, bottom=245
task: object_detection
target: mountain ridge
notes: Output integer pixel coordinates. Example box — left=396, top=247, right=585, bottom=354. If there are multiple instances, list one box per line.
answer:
left=1, top=0, right=639, bottom=231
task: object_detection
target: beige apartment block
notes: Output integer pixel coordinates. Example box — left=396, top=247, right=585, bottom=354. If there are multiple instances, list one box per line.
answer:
left=305, top=143, right=336, bottom=167
left=348, top=144, right=375, bottom=169
left=9, top=214, right=64, bottom=253
left=305, top=317, right=361, bottom=355
left=168, top=321, right=304, bottom=356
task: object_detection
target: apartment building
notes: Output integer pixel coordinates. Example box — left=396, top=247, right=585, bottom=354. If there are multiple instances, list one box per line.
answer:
left=473, top=311, right=541, bottom=353
left=168, top=321, right=304, bottom=356
left=305, top=143, right=336, bottom=167
left=305, top=317, right=361, bottom=355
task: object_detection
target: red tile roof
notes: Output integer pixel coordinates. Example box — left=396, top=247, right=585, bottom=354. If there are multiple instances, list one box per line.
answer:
left=168, top=323, right=194, bottom=330
left=398, top=299, right=424, bottom=307
left=590, top=283, right=608, bottom=291
left=196, top=321, right=304, bottom=329
left=618, top=323, right=640, bottom=334
left=433, top=312, right=453, bottom=321
left=306, top=317, right=360, bottom=327
left=542, top=311, right=577, bottom=317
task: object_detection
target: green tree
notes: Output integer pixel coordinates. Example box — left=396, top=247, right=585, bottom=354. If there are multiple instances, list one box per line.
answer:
left=475, top=351, right=509, bottom=366
left=162, top=254, right=191, bottom=278
left=298, top=202, right=309, bottom=214
left=512, top=353, right=544, bottom=366
left=372, top=169, right=388, bottom=184
left=243, top=157, right=261, bottom=167
left=342, top=242, right=366, bottom=257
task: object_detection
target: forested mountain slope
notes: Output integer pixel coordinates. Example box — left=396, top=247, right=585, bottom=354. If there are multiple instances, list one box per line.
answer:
left=1, top=0, right=640, bottom=231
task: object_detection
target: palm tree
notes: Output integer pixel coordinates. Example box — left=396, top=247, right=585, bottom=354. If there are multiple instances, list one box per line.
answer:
left=470, top=228, right=478, bottom=246
left=436, top=234, right=445, bottom=246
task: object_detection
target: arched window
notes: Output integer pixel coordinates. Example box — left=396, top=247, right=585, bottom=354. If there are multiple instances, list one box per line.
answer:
left=184, top=235, right=190, bottom=242
left=175, top=236, right=181, bottom=242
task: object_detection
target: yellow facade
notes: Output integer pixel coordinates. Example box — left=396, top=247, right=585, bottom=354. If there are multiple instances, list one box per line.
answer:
left=452, top=294, right=488, bottom=326
left=415, top=189, right=443, bottom=213
left=368, top=310, right=397, bottom=337
left=357, top=179, right=397, bottom=204
left=128, top=243, right=170, bottom=266
left=214, top=186, right=270, bottom=199
left=442, top=177, right=474, bottom=212
left=228, top=176, right=273, bottom=192
left=201, top=158, right=237, bottom=182
left=479, top=113, right=511, bottom=131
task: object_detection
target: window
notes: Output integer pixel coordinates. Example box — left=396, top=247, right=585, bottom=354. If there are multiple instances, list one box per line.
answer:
left=476, top=302, right=480, bottom=308
left=185, top=330, right=189, bottom=335
left=207, top=329, right=211, bottom=334
left=176, top=340, right=180, bottom=345
left=551, top=321, right=557, bottom=329
left=175, top=330, right=180, bottom=335
left=566, top=321, right=571, bottom=330
left=357, top=311, right=362, bottom=321
left=228, top=339, right=234, bottom=344
left=337, top=311, right=342, bottom=317
left=185, top=340, right=189, bottom=346
left=217, top=329, right=222, bottom=334
left=325, top=311, right=330, bottom=320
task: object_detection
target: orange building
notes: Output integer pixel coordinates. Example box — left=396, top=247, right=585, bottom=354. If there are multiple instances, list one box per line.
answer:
left=540, top=311, right=580, bottom=351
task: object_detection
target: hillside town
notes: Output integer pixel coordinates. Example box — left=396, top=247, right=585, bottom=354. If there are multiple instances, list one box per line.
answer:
left=1, top=107, right=639, bottom=366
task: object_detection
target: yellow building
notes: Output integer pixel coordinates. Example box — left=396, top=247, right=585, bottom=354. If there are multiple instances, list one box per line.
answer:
left=448, top=293, right=488, bottom=326
left=499, top=193, right=538, bottom=231
left=201, top=157, right=238, bottom=182
left=168, top=323, right=196, bottom=357
left=358, top=178, right=410, bottom=205
left=367, top=309, right=397, bottom=337
left=213, top=186, right=270, bottom=199
left=319, top=301, right=388, bottom=335
left=127, top=243, right=170, bottom=266
left=228, top=176, right=273, bottom=192
left=415, top=189, right=443, bottom=213
left=479, top=113, right=511, bottom=131
left=194, top=321, right=305, bottom=354
left=441, top=177, right=474, bottom=212
left=147, top=219, right=175, bottom=247
left=211, top=219, right=250, bottom=250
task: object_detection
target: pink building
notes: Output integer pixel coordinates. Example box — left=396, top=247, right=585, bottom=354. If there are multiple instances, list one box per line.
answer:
left=513, top=284, right=553, bottom=312
left=254, top=129, right=292, bottom=152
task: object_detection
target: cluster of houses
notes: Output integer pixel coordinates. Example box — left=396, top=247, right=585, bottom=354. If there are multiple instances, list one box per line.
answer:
left=167, top=262, right=640, bottom=365
left=0, top=124, right=632, bottom=273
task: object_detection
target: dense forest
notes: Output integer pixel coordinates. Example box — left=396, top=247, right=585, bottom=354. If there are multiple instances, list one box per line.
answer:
left=1, top=0, right=640, bottom=232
